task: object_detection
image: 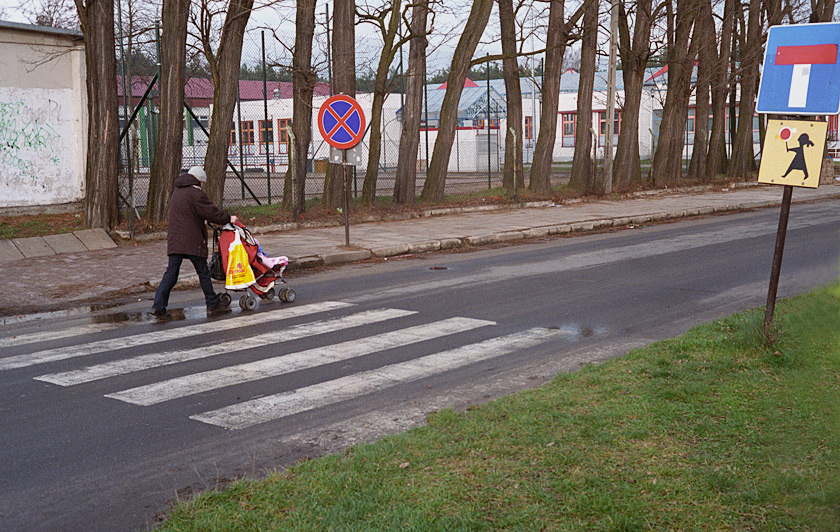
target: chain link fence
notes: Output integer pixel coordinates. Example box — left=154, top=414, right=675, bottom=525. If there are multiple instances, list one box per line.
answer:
left=117, top=25, right=510, bottom=213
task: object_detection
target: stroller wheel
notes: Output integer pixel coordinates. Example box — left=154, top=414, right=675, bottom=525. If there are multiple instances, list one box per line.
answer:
left=239, top=294, right=257, bottom=311
left=282, top=289, right=296, bottom=303
left=260, top=288, right=276, bottom=300
left=219, top=293, right=231, bottom=307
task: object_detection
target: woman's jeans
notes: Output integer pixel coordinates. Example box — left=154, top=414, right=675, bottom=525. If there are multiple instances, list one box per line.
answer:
left=153, top=254, right=220, bottom=312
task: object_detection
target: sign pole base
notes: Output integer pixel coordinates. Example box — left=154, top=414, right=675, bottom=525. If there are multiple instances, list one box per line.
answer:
left=343, top=149, right=350, bottom=247
left=763, top=185, right=793, bottom=337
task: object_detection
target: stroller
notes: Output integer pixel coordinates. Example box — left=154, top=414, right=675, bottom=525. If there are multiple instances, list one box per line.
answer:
left=210, top=221, right=296, bottom=310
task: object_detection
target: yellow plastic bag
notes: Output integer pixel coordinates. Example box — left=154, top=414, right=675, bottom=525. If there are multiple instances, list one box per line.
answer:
left=225, top=230, right=255, bottom=289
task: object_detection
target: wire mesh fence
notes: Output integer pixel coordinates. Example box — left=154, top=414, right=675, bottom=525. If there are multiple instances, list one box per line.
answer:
left=117, top=26, right=512, bottom=213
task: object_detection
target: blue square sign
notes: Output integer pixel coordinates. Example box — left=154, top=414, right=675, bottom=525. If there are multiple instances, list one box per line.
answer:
left=757, top=22, right=840, bottom=115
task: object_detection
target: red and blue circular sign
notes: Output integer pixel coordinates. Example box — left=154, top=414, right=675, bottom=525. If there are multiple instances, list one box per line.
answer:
left=318, top=94, right=366, bottom=150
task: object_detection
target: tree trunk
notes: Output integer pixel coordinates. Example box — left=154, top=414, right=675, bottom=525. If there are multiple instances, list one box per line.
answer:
left=705, top=0, right=733, bottom=183
left=147, top=0, right=189, bottom=222
left=498, top=0, right=524, bottom=195
left=285, top=0, right=316, bottom=217
left=324, top=0, right=356, bottom=208
left=727, top=0, right=760, bottom=179
left=613, top=0, right=653, bottom=190
left=394, top=0, right=428, bottom=204
left=420, top=0, right=493, bottom=202
left=650, top=0, right=697, bottom=187
left=688, top=0, right=712, bottom=183
left=361, top=0, right=401, bottom=205
left=569, top=0, right=597, bottom=193
left=529, top=0, right=566, bottom=194
left=74, top=0, right=120, bottom=229
left=201, top=0, right=254, bottom=207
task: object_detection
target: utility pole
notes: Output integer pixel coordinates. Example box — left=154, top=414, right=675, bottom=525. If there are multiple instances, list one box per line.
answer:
left=603, top=0, right=619, bottom=194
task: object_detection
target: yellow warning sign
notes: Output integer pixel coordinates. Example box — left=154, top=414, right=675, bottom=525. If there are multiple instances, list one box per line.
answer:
left=758, top=119, right=827, bottom=188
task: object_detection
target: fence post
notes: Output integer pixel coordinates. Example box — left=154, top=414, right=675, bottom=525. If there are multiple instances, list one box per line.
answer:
left=262, top=30, right=271, bottom=203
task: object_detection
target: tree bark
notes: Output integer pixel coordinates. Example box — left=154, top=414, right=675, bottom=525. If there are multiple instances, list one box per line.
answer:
left=147, top=0, right=189, bottom=222
left=324, top=0, right=356, bottom=208
left=727, top=0, right=760, bottom=179
left=528, top=0, right=566, bottom=194
left=569, top=0, right=597, bottom=193
left=613, top=0, right=654, bottom=191
left=201, top=0, right=254, bottom=207
left=687, top=0, right=712, bottom=183
left=498, top=0, right=524, bottom=195
left=361, top=0, right=401, bottom=205
left=420, top=0, right=493, bottom=202
left=705, top=0, right=733, bottom=183
left=285, top=0, right=316, bottom=217
left=74, top=0, right=120, bottom=229
left=394, top=0, right=428, bottom=204
left=650, top=0, right=697, bottom=187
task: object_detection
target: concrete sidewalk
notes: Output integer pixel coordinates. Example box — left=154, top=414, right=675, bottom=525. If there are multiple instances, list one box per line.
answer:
left=2, top=183, right=839, bottom=317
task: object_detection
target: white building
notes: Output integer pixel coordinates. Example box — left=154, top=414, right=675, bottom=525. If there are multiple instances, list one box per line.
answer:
left=0, top=21, right=87, bottom=210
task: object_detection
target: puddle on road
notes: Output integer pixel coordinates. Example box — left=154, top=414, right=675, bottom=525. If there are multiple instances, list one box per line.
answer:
left=548, top=324, right=605, bottom=340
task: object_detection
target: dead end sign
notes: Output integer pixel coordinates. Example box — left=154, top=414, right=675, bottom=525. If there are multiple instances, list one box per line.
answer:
left=757, top=22, right=840, bottom=115
left=318, top=94, right=366, bottom=150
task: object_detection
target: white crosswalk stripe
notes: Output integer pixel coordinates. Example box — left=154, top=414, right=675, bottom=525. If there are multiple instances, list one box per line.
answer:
left=0, top=322, right=127, bottom=350
left=105, top=317, right=495, bottom=406
left=0, top=301, right=352, bottom=371
left=22, top=302, right=564, bottom=431
left=34, top=308, right=415, bottom=386
left=191, top=328, right=561, bottom=430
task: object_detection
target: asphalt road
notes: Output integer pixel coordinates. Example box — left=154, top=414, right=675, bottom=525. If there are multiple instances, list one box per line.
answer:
left=1, top=201, right=838, bottom=532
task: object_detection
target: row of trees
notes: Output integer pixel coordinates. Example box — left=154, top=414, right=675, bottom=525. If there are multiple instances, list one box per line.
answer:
left=60, top=0, right=835, bottom=229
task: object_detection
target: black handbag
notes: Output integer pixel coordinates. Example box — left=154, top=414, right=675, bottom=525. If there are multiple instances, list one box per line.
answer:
left=209, top=250, right=224, bottom=281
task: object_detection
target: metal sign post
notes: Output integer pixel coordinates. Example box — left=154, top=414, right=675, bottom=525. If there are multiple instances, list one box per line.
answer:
left=756, top=22, right=840, bottom=337
left=318, top=94, right=367, bottom=246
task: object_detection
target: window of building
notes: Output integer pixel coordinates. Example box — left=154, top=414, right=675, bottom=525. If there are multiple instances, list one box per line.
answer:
left=525, top=116, right=533, bottom=140
left=562, top=113, right=576, bottom=147
left=229, top=122, right=236, bottom=145
left=598, top=110, right=622, bottom=136
left=278, top=118, right=291, bottom=144
left=259, top=120, right=273, bottom=153
left=240, top=120, right=254, bottom=145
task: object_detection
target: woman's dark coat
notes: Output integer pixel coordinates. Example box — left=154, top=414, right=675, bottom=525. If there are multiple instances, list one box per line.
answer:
left=167, top=173, right=230, bottom=258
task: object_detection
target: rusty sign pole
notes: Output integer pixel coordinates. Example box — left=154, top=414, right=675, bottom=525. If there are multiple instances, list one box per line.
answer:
left=763, top=185, right=793, bottom=336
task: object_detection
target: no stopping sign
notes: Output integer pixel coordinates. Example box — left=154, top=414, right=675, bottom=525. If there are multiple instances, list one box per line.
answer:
left=318, top=94, right=366, bottom=150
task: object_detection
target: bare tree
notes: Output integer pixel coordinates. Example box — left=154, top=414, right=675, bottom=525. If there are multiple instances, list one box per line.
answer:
left=498, top=0, right=525, bottom=195
left=323, top=0, right=355, bottom=209
left=528, top=0, right=589, bottom=194
left=705, top=0, right=734, bottom=182
left=568, top=0, right=598, bottom=193
left=358, top=0, right=404, bottom=205
left=73, top=0, right=120, bottom=229
left=394, top=0, right=431, bottom=204
left=146, top=0, right=190, bottom=223
left=20, top=0, right=79, bottom=29
left=285, top=0, right=317, bottom=217
left=613, top=0, right=660, bottom=190
left=727, top=0, right=760, bottom=179
left=649, top=0, right=698, bottom=186
left=194, top=0, right=255, bottom=206
left=420, top=0, right=494, bottom=202
left=687, top=0, right=712, bottom=182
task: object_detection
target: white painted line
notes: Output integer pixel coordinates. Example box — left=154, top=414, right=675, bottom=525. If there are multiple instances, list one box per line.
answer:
left=106, top=317, right=495, bottom=406
left=192, top=327, right=560, bottom=430
left=0, top=301, right=352, bottom=371
left=0, top=323, right=127, bottom=350
left=35, top=308, right=415, bottom=386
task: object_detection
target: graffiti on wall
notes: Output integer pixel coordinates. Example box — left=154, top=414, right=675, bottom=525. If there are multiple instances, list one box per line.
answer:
left=0, top=88, right=81, bottom=207
left=0, top=98, right=64, bottom=181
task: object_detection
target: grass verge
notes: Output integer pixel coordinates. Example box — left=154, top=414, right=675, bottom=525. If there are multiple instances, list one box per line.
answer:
left=157, top=284, right=840, bottom=531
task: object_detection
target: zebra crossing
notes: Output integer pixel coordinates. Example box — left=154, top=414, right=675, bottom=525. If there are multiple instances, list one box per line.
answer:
left=3, top=301, right=562, bottom=430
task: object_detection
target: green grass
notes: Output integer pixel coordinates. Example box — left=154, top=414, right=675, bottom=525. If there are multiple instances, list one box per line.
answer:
left=157, top=285, right=840, bottom=531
